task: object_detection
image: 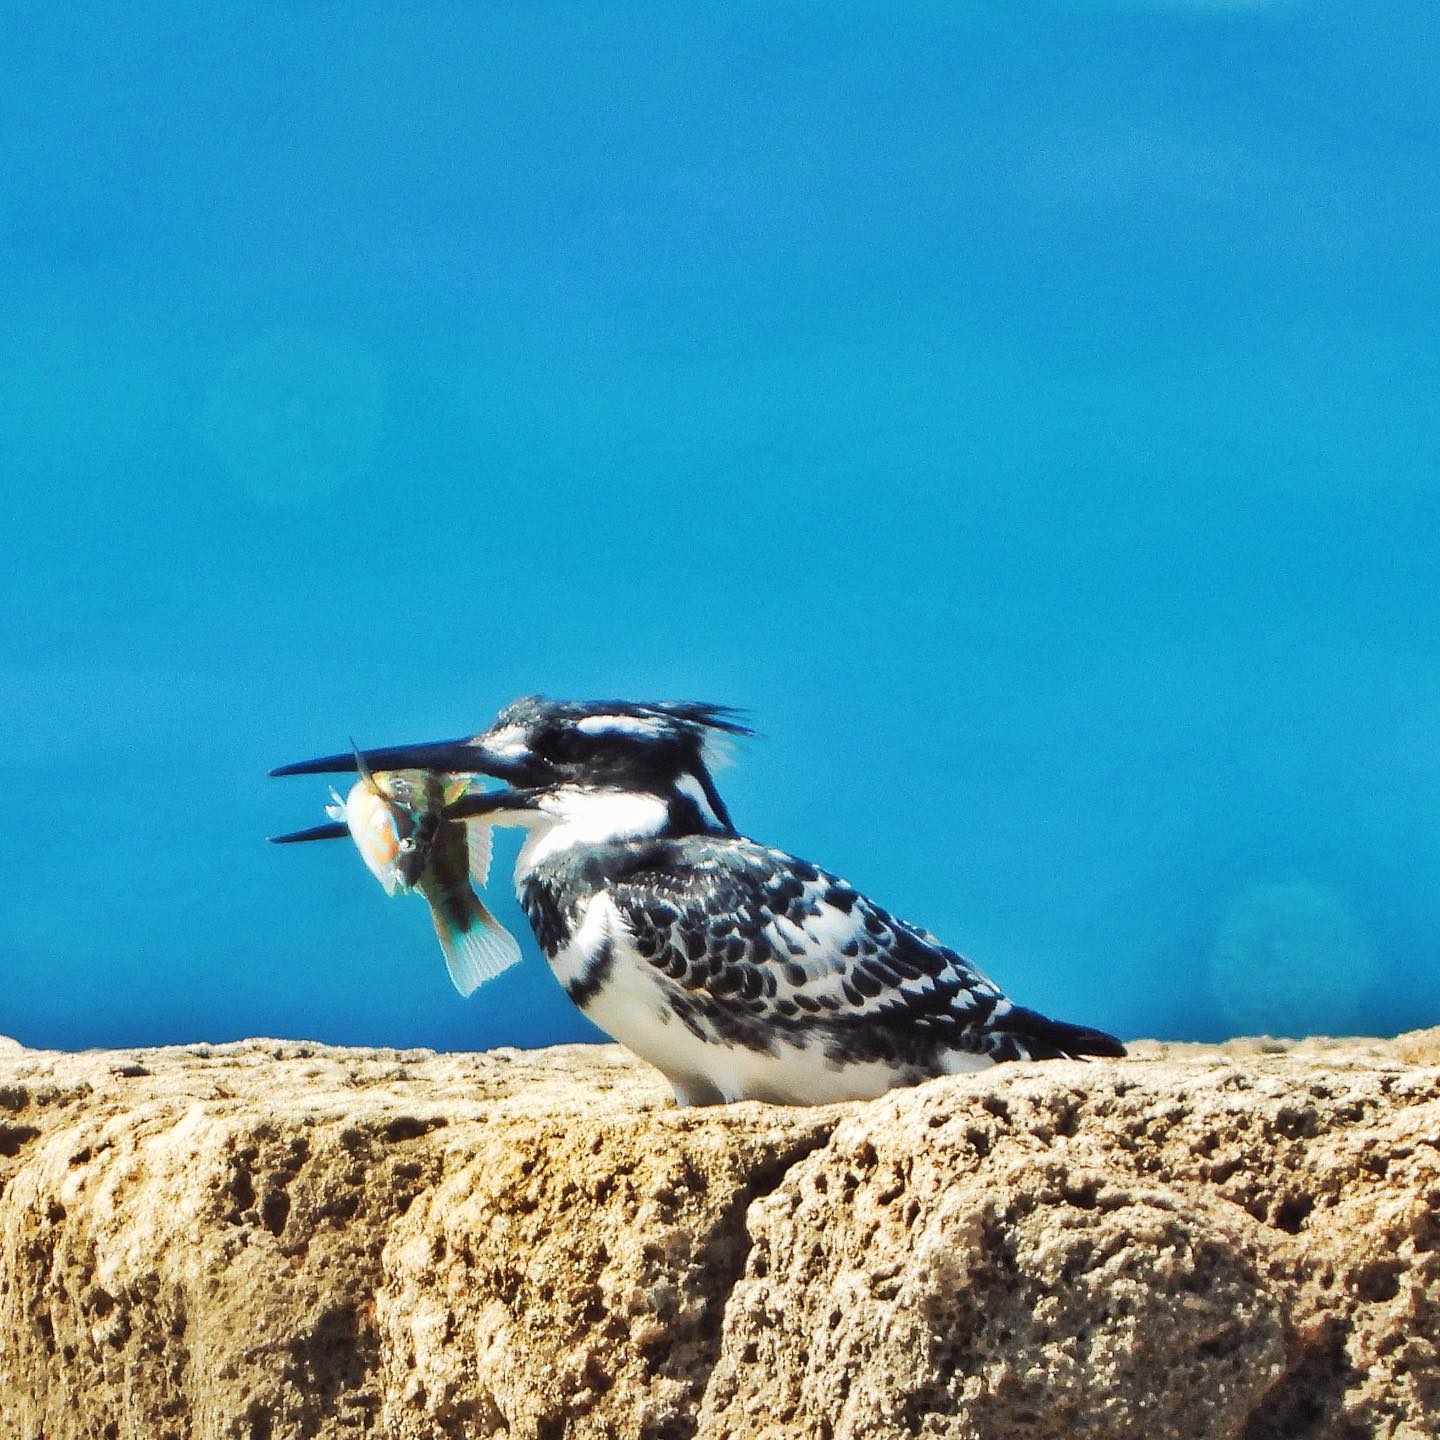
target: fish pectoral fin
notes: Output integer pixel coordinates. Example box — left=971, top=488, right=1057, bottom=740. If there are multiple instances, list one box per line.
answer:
left=463, top=819, right=495, bottom=890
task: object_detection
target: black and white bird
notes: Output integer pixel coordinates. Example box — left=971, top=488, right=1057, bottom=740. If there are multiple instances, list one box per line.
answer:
left=272, top=697, right=1124, bottom=1105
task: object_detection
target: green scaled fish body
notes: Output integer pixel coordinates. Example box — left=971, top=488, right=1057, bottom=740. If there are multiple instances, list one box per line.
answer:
left=327, top=768, right=522, bottom=996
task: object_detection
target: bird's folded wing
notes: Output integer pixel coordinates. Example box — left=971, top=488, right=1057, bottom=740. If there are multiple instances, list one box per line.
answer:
left=607, top=840, right=1009, bottom=1033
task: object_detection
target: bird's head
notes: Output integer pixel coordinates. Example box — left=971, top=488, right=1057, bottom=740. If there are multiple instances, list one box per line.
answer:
left=272, top=697, right=751, bottom=844
left=459, top=697, right=748, bottom=824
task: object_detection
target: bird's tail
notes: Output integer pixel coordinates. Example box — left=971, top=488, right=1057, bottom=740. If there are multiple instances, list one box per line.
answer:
left=983, top=1005, right=1127, bottom=1062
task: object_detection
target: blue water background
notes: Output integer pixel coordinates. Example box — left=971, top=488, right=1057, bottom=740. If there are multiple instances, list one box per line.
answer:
left=3, top=3, right=1437, bottom=1052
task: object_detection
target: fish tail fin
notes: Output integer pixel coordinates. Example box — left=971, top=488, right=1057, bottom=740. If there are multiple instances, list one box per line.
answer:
left=426, top=888, right=524, bottom=997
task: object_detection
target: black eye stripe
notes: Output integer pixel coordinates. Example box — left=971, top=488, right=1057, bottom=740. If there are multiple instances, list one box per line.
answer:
left=538, top=727, right=586, bottom=760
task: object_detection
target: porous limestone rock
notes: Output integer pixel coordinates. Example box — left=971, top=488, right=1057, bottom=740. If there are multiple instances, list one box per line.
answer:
left=0, top=1031, right=1435, bottom=1440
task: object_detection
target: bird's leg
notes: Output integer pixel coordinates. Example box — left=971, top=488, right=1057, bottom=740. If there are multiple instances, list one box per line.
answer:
left=667, top=1073, right=727, bottom=1108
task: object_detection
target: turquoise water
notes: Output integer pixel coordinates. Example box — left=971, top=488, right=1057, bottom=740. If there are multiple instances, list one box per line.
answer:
left=4, top=4, right=1437, bottom=1052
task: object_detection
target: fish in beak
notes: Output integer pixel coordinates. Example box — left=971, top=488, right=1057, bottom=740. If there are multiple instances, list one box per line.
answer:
left=269, top=728, right=546, bottom=852
left=272, top=751, right=532, bottom=997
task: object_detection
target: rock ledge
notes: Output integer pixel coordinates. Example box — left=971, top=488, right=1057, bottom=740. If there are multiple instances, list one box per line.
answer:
left=0, top=1031, right=1436, bottom=1439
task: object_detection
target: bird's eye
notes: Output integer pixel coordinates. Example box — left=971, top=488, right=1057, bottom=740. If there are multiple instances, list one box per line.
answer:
left=535, top=726, right=583, bottom=762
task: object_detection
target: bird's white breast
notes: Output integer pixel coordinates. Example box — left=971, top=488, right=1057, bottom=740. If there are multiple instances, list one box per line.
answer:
left=548, top=895, right=994, bottom=1106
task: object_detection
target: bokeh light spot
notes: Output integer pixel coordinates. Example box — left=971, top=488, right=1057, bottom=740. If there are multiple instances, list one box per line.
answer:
left=1210, top=880, right=1379, bottom=1038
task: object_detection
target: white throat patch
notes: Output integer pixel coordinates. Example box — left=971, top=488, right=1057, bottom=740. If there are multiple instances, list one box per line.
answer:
left=515, top=788, right=670, bottom=877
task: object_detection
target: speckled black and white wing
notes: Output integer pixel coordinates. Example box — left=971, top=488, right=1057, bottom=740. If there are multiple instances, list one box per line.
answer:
left=602, top=839, right=1124, bottom=1067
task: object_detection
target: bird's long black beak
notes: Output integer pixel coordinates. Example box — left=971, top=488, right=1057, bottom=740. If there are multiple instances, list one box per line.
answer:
left=268, top=821, right=350, bottom=845
left=269, top=737, right=525, bottom=780
left=443, top=787, right=546, bottom=821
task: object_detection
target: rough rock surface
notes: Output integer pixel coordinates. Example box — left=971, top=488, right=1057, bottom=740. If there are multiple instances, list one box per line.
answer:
left=0, top=1031, right=1435, bottom=1440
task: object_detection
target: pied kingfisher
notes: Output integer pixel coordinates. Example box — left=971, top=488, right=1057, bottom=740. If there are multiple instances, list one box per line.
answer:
left=272, top=697, right=1125, bottom=1106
